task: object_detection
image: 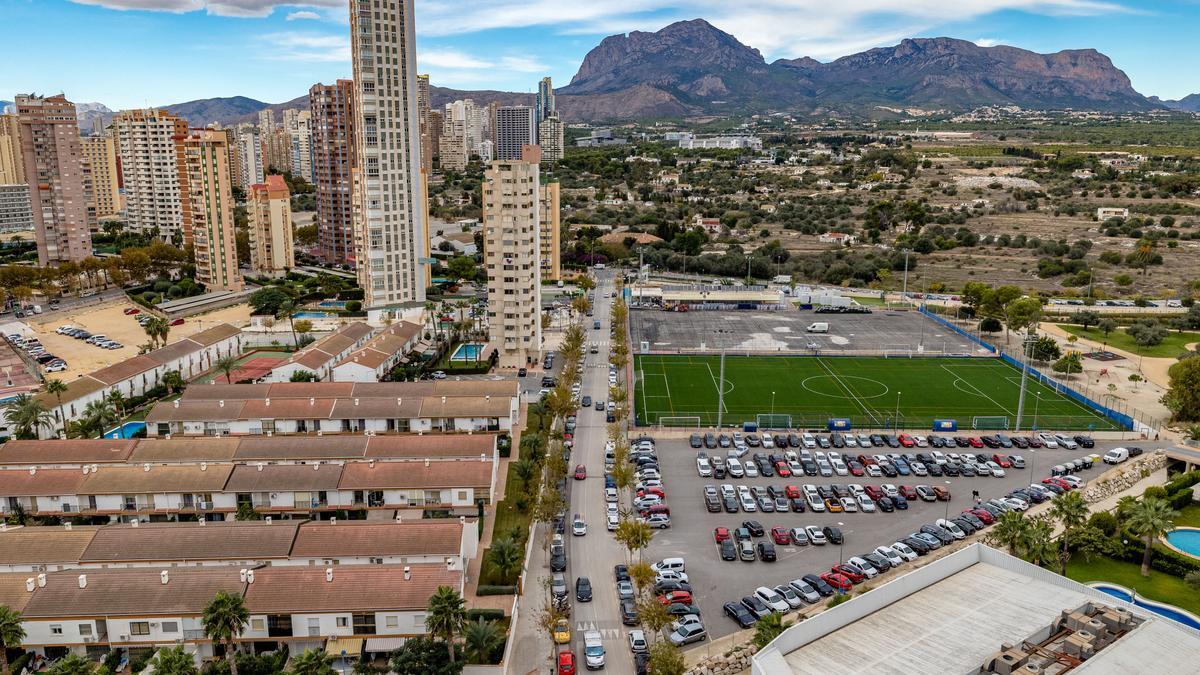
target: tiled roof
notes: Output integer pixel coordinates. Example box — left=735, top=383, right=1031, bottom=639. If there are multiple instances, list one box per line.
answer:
left=185, top=323, right=242, bottom=346
left=290, top=520, right=463, bottom=558
left=365, top=433, right=495, bottom=459
left=244, top=564, right=460, bottom=613
left=239, top=398, right=336, bottom=419
left=233, top=435, right=368, bottom=460
left=21, top=567, right=245, bottom=618
left=0, top=439, right=136, bottom=465
left=80, top=521, right=299, bottom=563
left=88, top=355, right=160, bottom=386
left=0, top=468, right=87, bottom=496
left=0, top=525, right=99, bottom=564
left=0, top=574, right=33, bottom=613
left=78, top=464, right=234, bottom=494
left=128, top=437, right=241, bottom=463
left=224, top=463, right=343, bottom=492
left=338, top=459, right=493, bottom=490
left=145, top=399, right=248, bottom=423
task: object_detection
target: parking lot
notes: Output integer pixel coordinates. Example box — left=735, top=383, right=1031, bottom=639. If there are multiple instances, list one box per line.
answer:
left=630, top=307, right=984, bottom=355
left=640, top=433, right=1136, bottom=642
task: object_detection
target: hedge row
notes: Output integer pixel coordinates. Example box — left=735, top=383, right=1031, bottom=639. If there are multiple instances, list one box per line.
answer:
left=1165, top=470, right=1200, bottom=496
left=466, top=608, right=506, bottom=621
left=476, top=584, right=517, bottom=596
left=1113, top=537, right=1200, bottom=578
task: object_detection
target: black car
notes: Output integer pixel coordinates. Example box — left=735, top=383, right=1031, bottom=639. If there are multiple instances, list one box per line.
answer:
left=741, top=595, right=772, bottom=620
left=690, top=434, right=702, bottom=448
left=801, top=460, right=818, bottom=475
left=823, top=526, right=844, bottom=545
left=703, top=433, right=717, bottom=448
left=892, top=495, right=909, bottom=510
left=724, top=601, right=757, bottom=628
left=862, top=551, right=892, bottom=571
left=830, top=433, right=846, bottom=448
left=884, top=435, right=901, bottom=448
left=757, top=541, right=777, bottom=562
left=655, top=580, right=692, bottom=594
left=614, top=564, right=629, bottom=582
left=942, top=463, right=960, bottom=477
left=1011, top=437, right=1029, bottom=449
left=1075, top=435, right=1095, bottom=449
left=1128, top=446, right=1144, bottom=457
left=958, top=512, right=985, bottom=530
left=877, top=496, right=895, bottom=512
left=870, top=434, right=885, bottom=447
left=787, top=433, right=801, bottom=448
left=902, top=535, right=930, bottom=554
left=634, top=652, right=649, bottom=675
left=719, top=539, right=738, bottom=561
left=576, top=577, right=593, bottom=602
left=927, top=462, right=943, bottom=477
left=705, top=493, right=722, bottom=513
left=723, top=496, right=739, bottom=513
left=920, top=524, right=955, bottom=545
left=801, top=573, right=835, bottom=597
left=951, top=517, right=977, bottom=535
left=620, top=599, right=640, bottom=625
left=550, top=549, right=567, bottom=572
left=879, top=462, right=898, bottom=477
left=790, top=497, right=807, bottom=512
left=816, top=435, right=831, bottom=449
left=743, top=520, right=765, bottom=537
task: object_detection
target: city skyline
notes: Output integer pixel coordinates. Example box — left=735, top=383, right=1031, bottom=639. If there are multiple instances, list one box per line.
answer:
left=4, top=0, right=1200, bottom=109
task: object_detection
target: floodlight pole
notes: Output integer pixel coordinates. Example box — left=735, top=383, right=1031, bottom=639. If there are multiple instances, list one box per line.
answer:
left=901, top=249, right=910, bottom=306
left=894, top=391, right=901, bottom=432
left=1014, top=331, right=1034, bottom=432
left=717, top=350, right=726, bottom=429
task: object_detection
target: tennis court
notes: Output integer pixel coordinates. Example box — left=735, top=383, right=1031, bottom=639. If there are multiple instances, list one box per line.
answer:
left=634, top=354, right=1122, bottom=431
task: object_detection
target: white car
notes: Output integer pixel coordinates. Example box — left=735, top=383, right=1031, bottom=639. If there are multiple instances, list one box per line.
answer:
left=628, top=629, right=648, bottom=654
left=806, top=526, right=827, bottom=545
left=1055, top=434, right=1079, bottom=450
left=839, top=496, right=857, bottom=512
left=696, top=457, right=712, bottom=477
left=910, top=462, right=928, bottom=476
left=881, top=484, right=899, bottom=498
left=743, top=461, right=760, bottom=478
left=761, top=435, right=775, bottom=449
left=846, top=556, right=879, bottom=578
left=847, top=484, right=865, bottom=496
left=606, top=513, right=619, bottom=531
left=806, top=493, right=825, bottom=512
left=914, top=435, right=928, bottom=447
left=855, top=494, right=877, bottom=512
left=935, top=519, right=967, bottom=539
left=572, top=516, right=587, bottom=536
left=754, top=586, right=790, bottom=613
left=1001, top=497, right=1028, bottom=512
left=802, top=433, right=817, bottom=449
left=606, top=502, right=619, bottom=518
left=985, top=461, right=1006, bottom=477
left=831, top=458, right=849, bottom=476
left=865, top=464, right=883, bottom=478
left=45, top=362, right=67, bottom=372
left=605, top=488, right=618, bottom=503
left=1059, top=474, right=1085, bottom=489
left=726, top=458, right=744, bottom=477
left=1037, top=432, right=1059, bottom=448
left=843, top=435, right=859, bottom=448
left=874, top=545, right=905, bottom=566
left=889, top=541, right=918, bottom=561
left=655, top=569, right=690, bottom=584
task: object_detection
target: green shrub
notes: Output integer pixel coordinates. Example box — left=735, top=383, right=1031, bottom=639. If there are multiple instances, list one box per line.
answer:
left=130, top=652, right=152, bottom=674
left=1088, top=511, right=1118, bottom=536
left=466, top=608, right=506, bottom=622
left=346, top=300, right=362, bottom=312
left=1143, top=485, right=1169, bottom=500
left=1114, top=536, right=1200, bottom=577
left=1169, top=488, right=1194, bottom=511
left=154, top=280, right=172, bottom=293
left=10, top=654, right=32, bottom=675
left=1165, top=470, right=1200, bottom=495
left=827, top=594, right=851, bottom=608
left=476, top=584, right=518, bottom=596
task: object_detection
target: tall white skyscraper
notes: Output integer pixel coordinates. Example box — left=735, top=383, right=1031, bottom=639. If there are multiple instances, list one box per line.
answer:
left=350, top=0, right=427, bottom=307
left=285, top=108, right=313, bottom=182
left=111, top=109, right=188, bottom=240
left=535, top=76, right=555, bottom=130
left=236, top=126, right=264, bottom=190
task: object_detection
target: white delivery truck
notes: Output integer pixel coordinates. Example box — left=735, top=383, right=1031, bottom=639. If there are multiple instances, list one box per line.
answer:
left=806, top=322, right=829, bottom=333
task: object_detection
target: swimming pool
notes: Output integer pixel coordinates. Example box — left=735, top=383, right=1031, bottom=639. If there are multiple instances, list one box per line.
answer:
left=1090, top=582, right=1200, bottom=630
left=317, top=300, right=347, bottom=309
left=293, top=311, right=336, bottom=319
left=104, top=421, right=146, bottom=439
left=1165, top=528, right=1200, bottom=560
left=450, top=343, right=486, bottom=361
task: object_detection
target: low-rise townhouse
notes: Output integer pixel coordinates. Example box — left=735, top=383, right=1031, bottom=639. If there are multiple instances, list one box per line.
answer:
left=264, top=322, right=375, bottom=382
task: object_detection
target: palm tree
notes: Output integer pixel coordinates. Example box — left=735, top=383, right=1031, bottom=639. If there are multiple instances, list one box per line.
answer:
left=215, top=354, right=241, bottom=384
left=0, top=604, right=27, bottom=675
left=988, top=510, right=1029, bottom=557
left=44, top=378, right=68, bottom=438
left=462, top=617, right=502, bottom=664
left=279, top=300, right=299, bottom=348
left=425, top=585, right=466, bottom=664
left=1048, top=490, right=1090, bottom=573
left=45, top=653, right=95, bottom=675
left=1127, top=497, right=1178, bottom=576
left=512, top=458, right=537, bottom=487
left=752, top=612, right=787, bottom=648
left=82, top=399, right=118, bottom=436
left=1024, top=516, right=1058, bottom=568
left=162, top=369, right=185, bottom=395
left=3, top=393, right=54, bottom=440
left=487, top=536, right=523, bottom=584
left=105, top=389, right=126, bottom=421
left=288, top=648, right=335, bottom=675
left=151, top=645, right=198, bottom=675
left=202, top=590, right=249, bottom=675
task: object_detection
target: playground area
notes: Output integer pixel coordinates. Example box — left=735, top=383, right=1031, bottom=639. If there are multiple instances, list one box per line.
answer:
left=191, top=350, right=290, bottom=384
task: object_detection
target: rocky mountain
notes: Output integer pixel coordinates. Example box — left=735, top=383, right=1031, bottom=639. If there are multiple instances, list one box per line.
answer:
left=1156, top=93, right=1200, bottom=112
left=559, top=19, right=1158, bottom=118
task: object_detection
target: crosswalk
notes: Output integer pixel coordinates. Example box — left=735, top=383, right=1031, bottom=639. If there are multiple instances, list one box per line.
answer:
left=574, top=622, right=623, bottom=641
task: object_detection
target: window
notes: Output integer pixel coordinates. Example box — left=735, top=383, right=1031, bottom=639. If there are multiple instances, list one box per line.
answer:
left=412, top=613, right=426, bottom=628
left=385, top=616, right=398, bottom=628
left=78, top=624, right=92, bottom=637
left=352, top=613, right=376, bottom=635
left=130, top=622, right=151, bottom=636
left=161, top=621, right=179, bottom=634
left=251, top=618, right=266, bottom=631
left=50, top=625, right=63, bottom=635
left=336, top=616, right=349, bottom=628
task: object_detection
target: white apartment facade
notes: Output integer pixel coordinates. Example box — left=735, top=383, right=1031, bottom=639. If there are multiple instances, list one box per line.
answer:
left=484, top=160, right=542, bottom=368
left=111, top=109, right=189, bottom=239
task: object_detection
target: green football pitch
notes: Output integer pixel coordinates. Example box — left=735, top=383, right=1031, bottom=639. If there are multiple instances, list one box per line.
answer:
left=633, top=355, right=1122, bottom=431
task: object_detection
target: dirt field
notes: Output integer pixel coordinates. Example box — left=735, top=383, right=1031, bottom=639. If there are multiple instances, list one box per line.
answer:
left=7, top=301, right=252, bottom=381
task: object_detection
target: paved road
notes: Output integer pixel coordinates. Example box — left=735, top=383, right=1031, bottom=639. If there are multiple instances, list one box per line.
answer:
left=566, top=270, right=637, bottom=674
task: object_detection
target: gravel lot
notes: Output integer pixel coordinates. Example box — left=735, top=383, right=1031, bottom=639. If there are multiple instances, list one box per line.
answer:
left=640, top=434, right=1135, bottom=642
left=630, top=307, right=983, bottom=355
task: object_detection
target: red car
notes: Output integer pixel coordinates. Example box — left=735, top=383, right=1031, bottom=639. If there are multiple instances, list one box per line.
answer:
left=784, top=485, right=801, bottom=499
left=968, top=508, right=995, bottom=524
left=864, top=485, right=884, bottom=500
left=857, top=454, right=876, bottom=466
left=832, top=564, right=865, bottom=583
left=713, top=526, right=731, bottom=543
left=932, top=486, right=951, bottom=501
left=898, top=434, right=915, bottom=448
left=992, top=454, right=1012, bottom=468
left=573, top=465, right=586, bottom=480
left=1044, top=477, right=1073, bottom=491
left=771, top=527, right=792, bottom=545
left=123, top=308, right=141, bottom=315
left=774, top=461, right=791, bottom=477
left=899, top=485, right=918, bottom=500
left=1026, top=436, right=1043, bottom=448
left=820, top=571, right=854, bottom=591
left=658, top=590, right=693, bottom=606
left=170, top=318, right=185, bottom=326
left=558, top=651, right=576, bottom=675
left=967, top=437, right=984, bottom=448
left=848, top=461, right=865, bottom=476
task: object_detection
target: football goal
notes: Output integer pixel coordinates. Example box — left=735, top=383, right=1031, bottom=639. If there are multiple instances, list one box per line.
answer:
left=756, top=413, right=793, bottom=430
left=972, top=415, right=1011, bottom=430
left=658, top=416, right=702, bottom=429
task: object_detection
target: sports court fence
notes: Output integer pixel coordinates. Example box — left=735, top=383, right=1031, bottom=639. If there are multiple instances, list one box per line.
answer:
left=920, top=306, right=1155, bottom=434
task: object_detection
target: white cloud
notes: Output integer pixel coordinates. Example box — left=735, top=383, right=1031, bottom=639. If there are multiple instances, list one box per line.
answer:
left=286, top=10, right=320, bottom=20
left=499, top=55, right=548, bottom=72
left=420, top=49, right=493, bottom=70
left=69, top=0, right=341, bottom=18
left=975, top=37, right=1002, bottom=47
left=261, top=31, right=349, bottom=61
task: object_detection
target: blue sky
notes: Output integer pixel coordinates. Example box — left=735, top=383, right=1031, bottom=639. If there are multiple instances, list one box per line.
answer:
left=3, top=0, right=1199, bottom=109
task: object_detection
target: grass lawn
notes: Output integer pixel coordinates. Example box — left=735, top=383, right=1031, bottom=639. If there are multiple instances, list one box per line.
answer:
left=1066, top=555, right=1200, bottom=616
left=1174, top=504, right=1200, bottom=529
left=478, top=463, right=532, bottom=587
left=634, top=354, right=1120, bottom=430
left=1057, top=324, right=1200, bottom=359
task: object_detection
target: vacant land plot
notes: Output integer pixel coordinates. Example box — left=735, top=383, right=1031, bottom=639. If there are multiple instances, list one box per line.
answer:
left=1058, top=324, right=1200, bottom=359
left=633, top=354, right=1121, bottom=431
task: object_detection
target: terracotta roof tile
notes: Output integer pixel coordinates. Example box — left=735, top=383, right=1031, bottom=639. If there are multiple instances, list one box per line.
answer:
left=88, top=355, right=160, bottom=386
left=80, top=521, right=299, bottom=562
left=291, top=520, right=462, bottom=558
left=0, top=439, right=136, bottom=465
left=22, top=567, right=245, bottom=617
left=0, top=468, right=87, bottom=496
left=239, top=398, right=336, bottom=419
left=365, top=434, right=495, bottom=459
left=145, top=399, right=247, bottom=423
left=185, top=323, right=241, bottom=346
left=244, top=564, right=460, bottom=613
left=78, top=464, right=233, bottom=494
left=232, top=435, right=368, bottom=460
left=338, top=459, right=493, bottom=490
left=0, top=574, right=33, bottom=613
left=224, top=463, right=343, bottom=492
left=182, top=383, right=271, bottom=401
left=128, top=437, right=241, bottom=463
left=0, top=525, right=100, bottom=565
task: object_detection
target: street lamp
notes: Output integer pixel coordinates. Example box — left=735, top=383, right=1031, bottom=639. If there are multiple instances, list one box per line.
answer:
left=837, top=521, right=846, bottom=565
left=771, top=391, right=776, bottom=416
left=943, top=480, right=953, bottom=520
left=894, top=391, right=902, bottom=432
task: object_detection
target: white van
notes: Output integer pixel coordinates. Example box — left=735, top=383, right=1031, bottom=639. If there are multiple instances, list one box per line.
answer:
left=806, top=322, right=829, bottom=333
left=651, top=557, right=686, bottom=575
left=1103, top=448, right=1129, bottom=464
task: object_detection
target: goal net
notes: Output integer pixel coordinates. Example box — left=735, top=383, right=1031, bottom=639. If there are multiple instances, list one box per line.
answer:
left=756, top=414, right=793, bottom=430
left=972, top=415, right=1011, bottom=430
left=658, top=416, right=702, bottom=429
left=883, top=347, right=913, bottom=358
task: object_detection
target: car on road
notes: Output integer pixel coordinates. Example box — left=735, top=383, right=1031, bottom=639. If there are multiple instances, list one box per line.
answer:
left=620, top=599, right=639, bottom=625
left=584, top=630, right=605, bottom=669
left=658, top=590, right=693, bottom=606
left=742, top=520, right=765, bottom=537
left=805, top=526, right=827, bottom=545
left=573, top=465, right=587, bottom=480
left=719, top=539, right=738, bottom=560
left=724, top=601, right=757, bottom=628
left=628, top=630, right=648, bottom=653
left=822, top=526, right=844, bottom=545
left=576, top=577, right=593, bottom=601
left=757, top=541, right=777, bottom=562
left=737, top=540, right=756, bottom=561
left=553, top=618, right=571, bottom=644
left=557, top=651, right=576, bottom=675
left=572, top=515, right=587, bottom=536
left=771, top=527, right=792, bottom=545
left=820, top=572, right=853, bottom=591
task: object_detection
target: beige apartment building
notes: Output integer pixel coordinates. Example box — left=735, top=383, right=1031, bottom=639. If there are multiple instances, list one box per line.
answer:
left=248, top=174, right=294, bottom=276
left=351, top=0, right=428, bottom=307
left=309, top=80, right=356, bottom=265
left=539, top=179, right=561, bottom=281
left=177, top=129, right=243, bottom=292
left=111, top=109, right=189, bottom=240
left=15, top=94, right=94, bottom=265
left=417, top=74, right=433, bottom=175
left=483, top=159, right=542, bottom=368
left=0, top=113, right=24, bottom=185
left=538, top=114, right=565, bottom=163
left=80, top=134, right=122, bottom=224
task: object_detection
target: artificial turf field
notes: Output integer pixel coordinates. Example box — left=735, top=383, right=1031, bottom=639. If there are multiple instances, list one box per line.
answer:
left=633, top=355, right=1121, bottom=431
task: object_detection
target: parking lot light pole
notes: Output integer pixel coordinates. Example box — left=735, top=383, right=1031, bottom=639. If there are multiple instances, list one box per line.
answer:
left=837, top=521, right=845, bottom=565
left=943, top=481, right=953, bottom=520
left=894, top=392, right=901, bottom=432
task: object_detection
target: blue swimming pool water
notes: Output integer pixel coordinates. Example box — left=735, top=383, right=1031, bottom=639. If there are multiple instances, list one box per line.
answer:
left=293, top=311, right=335, bottom=319
left=317, top=300, right=347, bottom=309
left=1166, top=529, right=1200, bottom=559
left=104, top=421, right=146, bottom=439
left=1092, top=583, right=1200, bottom=630
left=450, top=343, right=485, bottom=361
